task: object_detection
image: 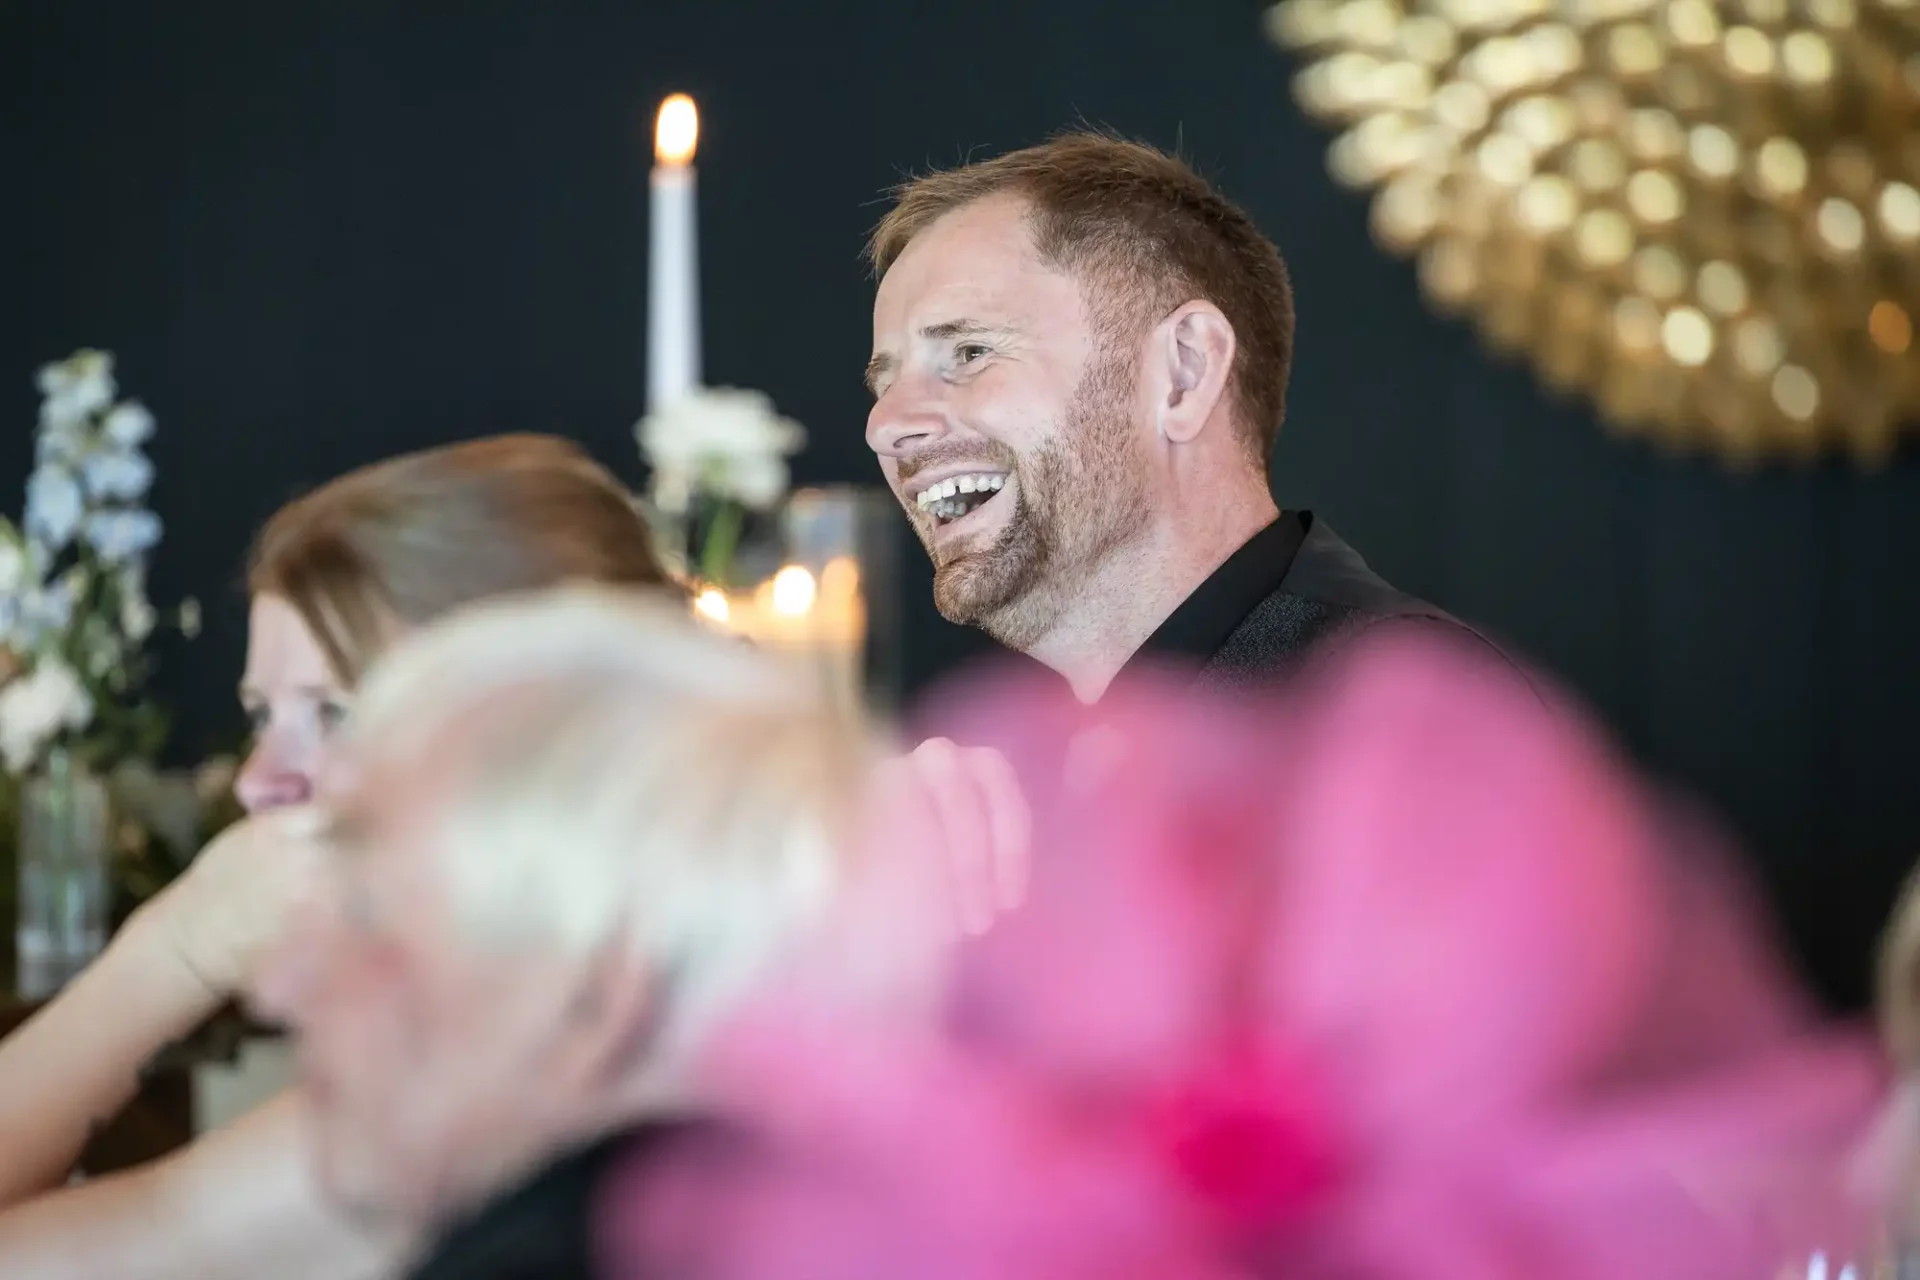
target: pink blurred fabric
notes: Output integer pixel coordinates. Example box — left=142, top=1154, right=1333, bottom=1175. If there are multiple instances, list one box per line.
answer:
left=600, top=632, right=1887, bottom=1279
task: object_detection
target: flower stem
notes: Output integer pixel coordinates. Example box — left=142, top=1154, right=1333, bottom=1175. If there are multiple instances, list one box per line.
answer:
left=698, top=500, right=746, bottom=586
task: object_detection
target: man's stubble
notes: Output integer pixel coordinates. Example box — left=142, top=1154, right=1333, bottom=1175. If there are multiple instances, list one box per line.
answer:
left=930, top=345, right=1151, bottom=653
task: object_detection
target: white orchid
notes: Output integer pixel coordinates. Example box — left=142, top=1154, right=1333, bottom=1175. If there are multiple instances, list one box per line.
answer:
left=637, top=387, right=805, bottom=514
left=634, top=387, right=808, bottom=587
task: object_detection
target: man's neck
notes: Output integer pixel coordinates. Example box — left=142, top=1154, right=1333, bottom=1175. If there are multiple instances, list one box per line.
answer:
left=1023, top=493, right=1279, bottom=702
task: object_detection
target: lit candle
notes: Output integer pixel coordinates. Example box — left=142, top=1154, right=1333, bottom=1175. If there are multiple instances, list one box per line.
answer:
left=768, top=562, right=865, bottom=707
left=692, top=586, right=731, bottom=626
left=649, top=94, right=701, bottom=414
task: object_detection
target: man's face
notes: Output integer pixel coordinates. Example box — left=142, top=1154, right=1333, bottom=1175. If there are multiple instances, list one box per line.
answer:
left=250, top=755, right=581, bottom=1227
left=865, top=194, right=1151, bottom=649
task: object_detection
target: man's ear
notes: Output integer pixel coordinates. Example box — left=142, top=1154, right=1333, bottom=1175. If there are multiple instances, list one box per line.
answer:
left=1147, top=301, right=1236, bottom=446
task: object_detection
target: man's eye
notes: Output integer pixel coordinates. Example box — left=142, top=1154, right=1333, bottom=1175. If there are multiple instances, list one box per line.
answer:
left=318, top=701, right=350, bottom=732
left=955, top=343, right=990, bottom=364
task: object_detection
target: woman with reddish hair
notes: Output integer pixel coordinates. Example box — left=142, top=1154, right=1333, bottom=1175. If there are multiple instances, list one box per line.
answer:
left=0, top=435, right=673, bottom=1278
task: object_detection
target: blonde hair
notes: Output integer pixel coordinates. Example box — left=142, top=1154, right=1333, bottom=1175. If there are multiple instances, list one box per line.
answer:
left=342, top=585, right=878, bottom=1072
left=248, top=435, right=671, bottom=682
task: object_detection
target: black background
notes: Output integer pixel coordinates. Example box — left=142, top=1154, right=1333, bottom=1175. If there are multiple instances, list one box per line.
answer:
left=5, top=0, right=1917, bottom=1005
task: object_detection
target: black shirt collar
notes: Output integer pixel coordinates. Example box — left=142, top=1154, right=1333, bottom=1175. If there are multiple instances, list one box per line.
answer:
left=406, top=1122, right=715, bottom=1280
left=1120, top=510, right=1309, bottom=675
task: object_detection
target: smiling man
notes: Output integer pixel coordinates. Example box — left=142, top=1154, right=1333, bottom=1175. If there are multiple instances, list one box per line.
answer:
left=865, top=132, right=1491, bottom=702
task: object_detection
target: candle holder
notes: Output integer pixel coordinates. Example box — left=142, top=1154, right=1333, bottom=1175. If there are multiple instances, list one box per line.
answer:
left=781, top=486, right=900, bottom=711
left=688, top=487, right=899, bottom=713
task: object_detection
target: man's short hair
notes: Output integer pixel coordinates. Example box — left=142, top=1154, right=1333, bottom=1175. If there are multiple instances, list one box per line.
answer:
left=869, top=131, right=1296, bottom=466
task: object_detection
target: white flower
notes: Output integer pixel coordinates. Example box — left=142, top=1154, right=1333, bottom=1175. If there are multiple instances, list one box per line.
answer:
left=637, top=388, right=806, bottom=512
left=19, top=580, right=74, bottom=643
left=82, top=510, right=161, bottom=565
left=121, top=593, right=155, bottom=642
left=85, top=623, right=124, bottom=678
left=82, top=448, right=154, bottom=502
left=638, top=388, right=806, bottom=463
left=0, top=543, right=24, bottom=595
left=35, top=351, right=115, bottom=428
left=57, top=566, right=89, bottom=606
left=111, top=565, right=154, bottom=650
left=726, top=454, right=792, bottom=508
left=102, top=402, right=155, bottom=448
left=35, top=416, right=88, bottom=467
left=648, top=463, right=697, bottom=517
left=35, top=350, right=114, bottom=400
left=24, top=466, right=84, bottom=553
left=0, top=656, right=94, bottom=775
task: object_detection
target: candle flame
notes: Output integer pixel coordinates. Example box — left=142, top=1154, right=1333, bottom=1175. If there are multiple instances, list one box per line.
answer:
left=820, top=556, right=861, bottom=600
left=693, top=587, right=731, bottom=624
left=655, top=94, right=699, bottom=166
left=770, top=565, right=817, bottom=617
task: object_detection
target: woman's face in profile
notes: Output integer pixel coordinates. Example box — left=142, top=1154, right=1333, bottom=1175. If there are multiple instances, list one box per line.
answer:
left=235, top=594, right=352, bottom=814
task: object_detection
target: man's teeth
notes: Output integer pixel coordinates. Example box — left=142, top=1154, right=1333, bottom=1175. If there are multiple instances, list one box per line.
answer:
left=914, top=473, right=1007, bottom=522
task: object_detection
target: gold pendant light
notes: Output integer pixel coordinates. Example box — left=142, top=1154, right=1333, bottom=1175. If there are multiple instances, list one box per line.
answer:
left=1267, top=0, right=1920, bottom=465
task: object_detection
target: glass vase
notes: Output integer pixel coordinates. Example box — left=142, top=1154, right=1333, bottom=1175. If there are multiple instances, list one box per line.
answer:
left=780, top=486, right=900, bottom=712
left=686, top=487, right=900, bottom=713
left=15, top=749, right=111, bottom=999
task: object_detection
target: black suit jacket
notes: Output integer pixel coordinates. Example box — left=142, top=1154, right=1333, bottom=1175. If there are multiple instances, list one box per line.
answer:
left=404, top=1123, right=708, bottom=1280
left=1119, top=511, right=1508, bottom=691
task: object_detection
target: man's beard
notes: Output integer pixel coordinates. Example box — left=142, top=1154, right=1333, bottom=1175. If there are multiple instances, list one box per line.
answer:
left=924, top=351, right=1149, bottom=651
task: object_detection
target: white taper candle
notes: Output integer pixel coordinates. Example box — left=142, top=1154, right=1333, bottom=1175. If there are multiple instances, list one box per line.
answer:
left=649, top=94, right=701, bottom=413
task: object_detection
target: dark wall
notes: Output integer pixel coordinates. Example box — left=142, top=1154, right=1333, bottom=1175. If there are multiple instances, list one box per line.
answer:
left=5, top=0, right=1917, bottom=1005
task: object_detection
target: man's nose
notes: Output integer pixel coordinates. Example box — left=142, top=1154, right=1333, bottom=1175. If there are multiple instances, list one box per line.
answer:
left=866, top=385, right=950, bottom=459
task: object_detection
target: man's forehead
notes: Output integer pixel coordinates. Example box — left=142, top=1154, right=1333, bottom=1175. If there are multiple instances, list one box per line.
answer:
left=874, top=196, right=1055, bottom=329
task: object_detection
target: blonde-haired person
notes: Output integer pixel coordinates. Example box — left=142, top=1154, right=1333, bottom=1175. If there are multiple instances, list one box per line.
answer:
left=249, top=585, right=928, bottom=1269
left=0, top=435, right=675, bottom=1278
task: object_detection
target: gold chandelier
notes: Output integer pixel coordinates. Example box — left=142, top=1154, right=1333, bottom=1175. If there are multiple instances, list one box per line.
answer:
left=1266, top=0, right=1920, bottom=465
